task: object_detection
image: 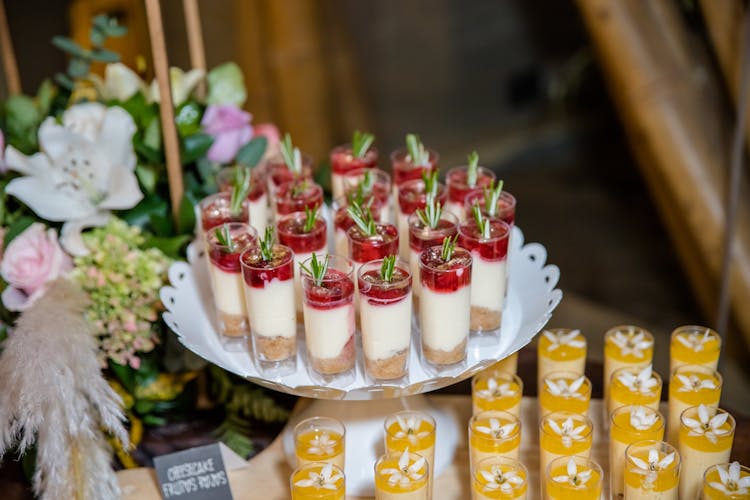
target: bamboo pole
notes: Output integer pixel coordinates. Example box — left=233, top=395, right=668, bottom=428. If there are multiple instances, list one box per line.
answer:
left=182, top=0, right=206, bottom=99
left=0, top=0, right=21, bottom=94
left=144, top=0, right=184, bottom=224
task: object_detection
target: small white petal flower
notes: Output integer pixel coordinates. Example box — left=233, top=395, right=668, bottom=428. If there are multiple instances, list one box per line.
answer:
left=480, top=465, right=524, bottom=493
left=685, top=405, right=731, bottom=444
left=629, top=447, right=675, bottom=489
left=307, top=432, right=336, bottom=456
left=610, top=328, right=653, bottom=358
left=676, top=373, right=717, bottom=392
left=379, top=450, right=426, bottom=487
left=617, top=365, right=659, bottom=395
left=675, top=328, right=713, bottom=352
left=629, top=406, right=658, bottom=430
left=544, top=329, right=585, bottom=352
left=552, top=458, right=593, bottom=487
left=294, top=463, right=342, bottom=490
left=393, top=415, right=431, bottom=445
left=476, top=418, right=517, bottom=440
left=547, top=416, right=587, bottom=448
left=545, top=376, right=587, bottom=400
left=476, top=377, right=517, bottom=400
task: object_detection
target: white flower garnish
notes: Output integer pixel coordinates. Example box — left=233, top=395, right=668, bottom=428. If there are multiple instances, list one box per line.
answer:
left=480, top=464, right=524, bottom=494
left=543, top=329, right=586, bottom=352
left=307, top=432, right=336, bottom=456
left=709, top=462, right=750, bottom=495
left=630, top=448, right=676, bottom=489
left=682, top=405, right=731, bottom=444
left=629, top=406, right=658, bottom=431
left=617, top=365, right=659, bottom=395
left=393, top=415, right=431, bottom=446
left=552, top=458, right=592, bottom=487
left=475, top=418, right=518, bottom=440
left=676, top=373, right=717, bottom=392
left=544, top=376, right=587, bottom=400
left=476, top=377, right=518, bottom=400
left=610, top=327, right=652, bottom=358
left=294, top=463, right=343, bottom=490
left=547, top=417, right=588, bottom=448
left=675, top=328, right=713, bottom=352
left=379, top=449, right=426, bottom=487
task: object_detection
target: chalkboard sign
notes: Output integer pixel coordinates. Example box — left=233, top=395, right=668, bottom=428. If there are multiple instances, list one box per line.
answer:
left=154, top=443, right=245, bottom=499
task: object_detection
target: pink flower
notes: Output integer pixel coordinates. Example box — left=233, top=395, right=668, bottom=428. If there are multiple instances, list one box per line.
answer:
left=253, top=123, right=281, bottom=159
left=1, top=223, right=73, bottom=311
left=201, top=104, right=253, bottom=164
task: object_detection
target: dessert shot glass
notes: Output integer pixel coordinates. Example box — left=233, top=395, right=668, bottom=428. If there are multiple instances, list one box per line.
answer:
left=469, top=410, right=522, bottom=469
left=374, top=450, right=429, bottom=500
left=445, top=162, right=495, bottom=220
left=471, top=456, right=528, bottom=500
left=539, top=371, right=592, bottom=417
left=384, top=411, right=436, bottom=499
left=539, top=411, right=594, bottom=482
left=544, top=455, right=602, bottom=500
left=537, top=328, right=586, bottom=390
left=608, top=364, right=662, bottom=418
left=290, top=462, right=345, bottom=500
left=471, top=370, right=523, bottom=417
left=667, top=364, right=722, bottom=446
left=330, top=142, right=378, bottom=200
left=624, top=440, right=680, bottom=500
left=669, top=325, right=721, bottom=374
left=702, top=462, right=750, bottom=499
left=294, top=416, right=346, bottom=470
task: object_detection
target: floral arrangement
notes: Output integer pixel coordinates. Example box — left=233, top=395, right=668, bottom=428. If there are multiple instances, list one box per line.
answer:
left=0, top=14, right=289, bottom=489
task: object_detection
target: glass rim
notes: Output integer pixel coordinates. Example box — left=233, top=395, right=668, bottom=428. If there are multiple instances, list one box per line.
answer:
left=545, top=455, right=603, bottom=486
left=383, top=410, right=436, bottom=438
left=624, top=439, right=681, bottom=469
left=670, top=363, right=723, bottom=387
left=471, top=370, right=524, bottom=393
left=680, top=405, right=736, bottom=430
left=290, top=461, right=345, bottom=495
left=539, top=411, right=594, bottom=439
left=610, top=364, right=662, bottom=386
left=205, top=222, right=256, bottom=249
left=446, top=164, right=496, bottom=181
left=299, top=254, right=354, bottom=283
left=374, top=450, right=429, bottom=482
left=276, top=179, right=324, bottom=199
left=458, top=218, right=511, bottom=243
left=390, top=146, right=439, bottom=165
left=469, top=410, right=521, bottom=440
left=346, top=221, right=398, bottom=243
left=199, top=190, right=235, bottom=208
left=418, top=245, right=471, bottom=272
left=541, top=371, right=592, bottom=392
left=331, top=143, right=379, bottom=157
left=342, top=165, right=390, bottom=182
left=240, top=244, right=294, bottom=271
left=610, top=404, right=665, bottom=432
left=670, top=325, right=721, bottom=344
left=464, top=189, right=516, bottom=208
left=407, top=209, right=459, bottom=231
left=276, top=211, right=327, bottom=235
left=357, top=258, right=412, bottom=285
left=703, top=462, right=750, bottom=488
left=398, top=178, right=446, bottom=199
left=471, top=455, right=528, bottom=485
left=293, top=416, right=346, bottom=439
left=266, top=151, right=314, bottom=167
left=604, top=325, right=655, bottom=343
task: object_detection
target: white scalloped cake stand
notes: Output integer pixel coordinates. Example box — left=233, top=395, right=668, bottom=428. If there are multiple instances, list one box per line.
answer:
left=161, top=225, right=561, bottom=495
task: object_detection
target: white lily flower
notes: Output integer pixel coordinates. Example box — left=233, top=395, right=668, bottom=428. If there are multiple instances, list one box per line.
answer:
left=617, top=365, right=659, bottom=395
left=552, top=458, right=593, bottom=487
left=393, top=415, right=431, bottom=446
left=610, top=327, right=652, bottom=358
left=476, top=377, right=517, bottom=400
left=676, top=373, right=717, bottom=392
left=306, top=432, right=336, bottom=456
left=629, top=448, right=676, bottom=489
left=675, top=328, right=713, bottom=352
left=547, top=416, right=587, bottom=448
left=379, top=450, right=426, bottom=487
left=90, top=62, right=146, bottom=102
left=149, top=67, right=205, bottom=106
left=629, top=406, right=658, bottom=431
left=682, top=405, right=730, bottom=444
left=4, top=102, right=141, bottom=256
left=480, top=464, right=524, bottom=493
left=710, top=462, right=750, bottom=495
left=475, top=418, right=517, bottom=440
left=544, top=376, right=587, bottom=400
left=543, top=329, right=586, bottom=352
left=294, top=463, right=342, bottom=490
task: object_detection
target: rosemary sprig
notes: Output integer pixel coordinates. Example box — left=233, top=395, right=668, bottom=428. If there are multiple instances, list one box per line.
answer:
left=280, top=133, right=302, bottom=174
left=406, top=133, right=430, bottom=166
left=352, top=130, right=375, bottom=159
left=380, top=255, right=396, bottom=282
left=467, top=150, right=479, bottom=187
left=361, top=169, right=374, bottom=194
left=441, top=234, right=458, bottom=262
left=415, top=194, right=442, bottom=229
left=259, top=227, right=275, bottom=261
left=230, top=166, right=252, bottom=215
left=299, top=253, right=329, bottom=287
left=422, top=169, right=439, bottom=199
left=483, top=179, right=504, bottom=217
left=303, top=206, right=319, bottom=233
left=473, top=203, right=490, bottom=239
left=215, top=225, right=236, bottom=253
left=291, top=179, right=308, bottom=198
left=347, top=200, right=377, bottom=236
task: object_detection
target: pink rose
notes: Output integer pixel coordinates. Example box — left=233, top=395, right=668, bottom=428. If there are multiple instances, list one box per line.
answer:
left=253, top=123, right=281, bottom=159
left=1, top=223, right=73, bottom=311
left=201, top=104, right=253, bottom=164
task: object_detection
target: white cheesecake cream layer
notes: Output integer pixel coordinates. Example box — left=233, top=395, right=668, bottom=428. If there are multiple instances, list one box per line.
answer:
left=303, top=303, right=355, bottom=359
left=334, top=229, right=348, bottom=257
left=248, top=195, right=269, bottom=235
left=397, top=211, right=410, bottom=260
left=292, top=251, right=317, bottom=313
left=420, top=285, right=470, bottom=352
left=538, top=357, right=586, bottom=388
left=444, top=200, right=464, bottom=221
left=470, top=253, right=507, bottom=312
left=610, top=438, right=628, bottom=499
left=244, top=278, right=296, bottom=338
left=679, top=447, right=731, bottom=500
left=210, top=265, right=246, bottom=316
left=331, top=172, right=345, bottom=200
left=374, top=485, right=428, bottom=500
left=409, top=248, right=422, bottom=298
left=624, top=484, right=678, bottom=500
left=360, top=294, right=412, bottom=360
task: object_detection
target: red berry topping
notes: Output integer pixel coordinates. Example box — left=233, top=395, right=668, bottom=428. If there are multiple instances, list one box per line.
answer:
left=358, top=267, right=411, bottom=304
left=266, top=155, right=313, bottom=189
left=207, top=229, right=257, bottom=273
left=446, top=167, right=495, bottom=204
left=458, top=219, right=510, bottom=261
left=330, top=145, right=378, bottom=174
left=391, top=148, right=439, bottom=187
left=419, top=246, right=472, bottom=293
left=409, top=218, right=458, bottom=252
left=275, top=179, right=323, bottom=216
left=241, top=245, right=294, bottom=288
left=200, top=193, right=249, bottom=231
left=303, top=268, right=355, bottom=310
left=347, top=223, right=398, bottom=263
left=277, top=214, right=327, bottom=253
left=398, top=180, right=447, bottom=215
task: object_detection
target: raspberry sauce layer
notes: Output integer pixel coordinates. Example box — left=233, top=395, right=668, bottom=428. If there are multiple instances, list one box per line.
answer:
left=275, top=180, right=323, bottom=216
left=458, top=219, right=510, bottom=261
left=358, top=268, right=411, bottom=305
left=265, top=154, right=313, bottom=189
left=207, top=230, right=257, bottom=273
left=419, top=246, right=472, bottom=293
left=409, top=218, right=458, bottom=252
left=342, top=168, right=391, bottom=205
left=200, top=193, right=249, bottom=231
left=241, top=245, right=294, bottom=288
left=277, top=215, right=327, bottom=253
left=334, top=195, right=383, bottom=233
left=330, top=145, right=378, bottom=174
left=464, top=190, right=517, bottom=226
left=397, top=180, right=447, bottom=215
left=446, top=166, right=495, bottom=204
left=348, top=223, right=399, bottom=263
left=303, top=268, right=355, bottom=310
left=217, top=168, right=267, bottom=202
left=390, top=148, right=439, bottom=187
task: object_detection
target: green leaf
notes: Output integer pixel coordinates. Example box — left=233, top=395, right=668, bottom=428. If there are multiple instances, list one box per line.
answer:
left=143, top=116, right=162, bottom=151
left=4, top=94, right=40, bottom=134
left=54, top=73, right=75, bottom=91
left=143, top=414, right=167, bottom=426
left=108, top=359, right=136, bottom=393
left=196, top=157, right=220, bottom=186
left=3, top=216, right=35, bottom=247
left=120, top=91, right=153, bottom=126
left=89, top=48, right=120, bottom=63
left=36, top=79, right=56, bottom=116
left=176, top=194, right=196, bottom=234
left=134, top=399, right=156, bottom=415
left=143, top=235, right=190, bottom=259
left=134, top=135, right=163, bottom=164
left=135, top=164, right=158, bottom=193
left=149, top=213, right=174, bottom=236
left=207, top=62, right=247, bottom=106
left=51, top=36, right=88, bottom=57
left=117, top=193, right=168, bottom=228
left=180, top=133, right=214, bottom=164
left=235, top=136, right=267, bottom=167
left=67, top=57, right=90, bottom=78
left=175, top=100, right=203, bottom=136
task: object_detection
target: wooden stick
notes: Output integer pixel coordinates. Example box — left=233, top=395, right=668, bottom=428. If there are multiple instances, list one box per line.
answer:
left=0, top=0, right=21, bottom=94
left=183, top=0, right=207, bottom=99
left=144, top=0, right=184, bottom=224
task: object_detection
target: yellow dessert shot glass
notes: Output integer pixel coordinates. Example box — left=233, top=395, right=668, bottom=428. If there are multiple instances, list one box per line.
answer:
left=491, top=352, right=519, bottom=376
left=384, top=411, right=436, bottom=498
left=539, top=371, right=591, bottom=417
left=294, top=417, right=346, bottom=470
left=291, top=462, right=346, bottom=500
left=678, top=405, right=736, bottom=500
left=603, top=325, right=654, bottom=405
left=469, top=410, right=522, bottom=469
left=667, top=364, right=722, bottom=446
left=539, top=411, right=594, bottom=481
left=374, top=450, right=429, bottom=500
left=472, top=370, right=523, bottom=417
left=608, top=364, right=662, bottom=418
left=471, top=456, right=528, bottom=500
left=537, top=329, right=587, bottom=389
left=703, top=462, right=750, bottom=499
left=609, top=405, right=665, bottom=500
left=545, top=455, right=602, bottom=500
left=624, top=440, right=680, bottom=499
left=669, top=325, right=721, bottom=374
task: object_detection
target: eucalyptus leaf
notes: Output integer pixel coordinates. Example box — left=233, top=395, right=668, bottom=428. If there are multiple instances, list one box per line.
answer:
left=207, top=62, right=247, bottom=106
left=180, top=133, right=213, bottom=164
left=67, top=58, right=90, bottom=78
left=235, top=136, right=267, bottom=167
left=54, top=72, right=75, bottom=91
left=89, top=48, right=120, bottom=63
left=51, top=36, right=88, bottom=57
left=175, top=101, right=203, bottom=136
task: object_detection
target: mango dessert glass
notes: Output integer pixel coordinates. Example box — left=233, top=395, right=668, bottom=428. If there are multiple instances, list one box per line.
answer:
left=603, top=325, right=654, bottom=405
left=667, top=364, right=722, bottom=446
left=469, top=410, right=522, bottom=469
left=678, top=405, right=736, bottom=500
left=472, top=456, right=528, bottom=500
left=385, top=411, right=436, bottom=498
left=539, top=371, right=591, bottom=417
left=472, top=370, right=523, bottom=417
left=374, top=450, right=429, bottom=500
left=294, top=417, right=345, bottom=470
left=624, top=440, right=680, bottom=499
left=291, top=462, right=345, bottom=500
left=491, top=352, right=519, bottom=375
left=608, top=364, right=662, bottom=418
left=703, top=462, right=750, bottom=499
left=537, top=329, right=586, bottom=389
left=545, top=456, right=602, bottom=500
left=539, top=411, right=593, bottom=480
left=609, top=405, right=665, bottom=500
left=670, top=325, right=721, bottom=374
